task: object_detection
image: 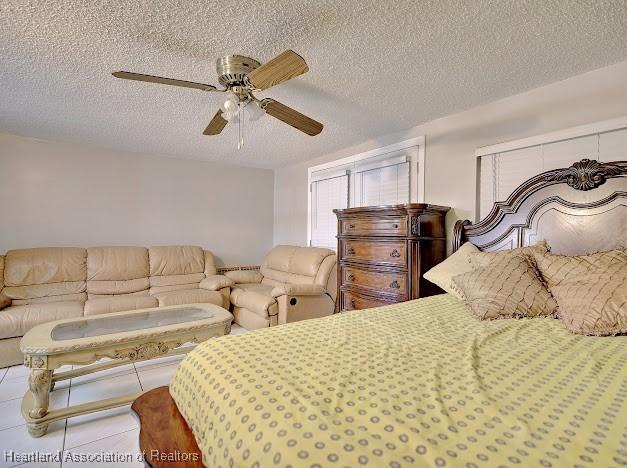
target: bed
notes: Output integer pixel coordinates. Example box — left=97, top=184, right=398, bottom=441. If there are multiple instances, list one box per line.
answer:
left=133, top=158, right=627, bottom=467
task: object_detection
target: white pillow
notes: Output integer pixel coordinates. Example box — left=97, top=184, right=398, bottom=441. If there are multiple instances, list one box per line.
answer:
left=423, top=242, right=479, bottom=299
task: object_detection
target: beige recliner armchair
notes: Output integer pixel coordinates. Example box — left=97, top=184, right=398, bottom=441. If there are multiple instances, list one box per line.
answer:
left=227, top=245, right=337, bottom=329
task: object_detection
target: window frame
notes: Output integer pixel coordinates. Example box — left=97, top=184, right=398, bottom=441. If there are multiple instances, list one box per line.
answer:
left=307, top=136, right=425, bottom=247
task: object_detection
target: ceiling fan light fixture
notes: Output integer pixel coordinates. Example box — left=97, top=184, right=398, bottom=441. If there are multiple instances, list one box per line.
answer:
left=246, top=101, right=266, bottom=121
left=220, top=91, right=239, bottom=113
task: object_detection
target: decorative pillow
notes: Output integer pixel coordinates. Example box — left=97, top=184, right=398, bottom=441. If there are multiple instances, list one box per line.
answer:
left=534, top=249, right=627, bottom=336
left=452, top=254, right=558, bottom=320
left=423, top=242, right=479, bottom=299
left=468, top=241, right=549, bottom=269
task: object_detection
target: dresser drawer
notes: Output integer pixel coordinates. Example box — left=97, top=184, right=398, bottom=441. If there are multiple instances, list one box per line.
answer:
left=341, top=216, right=407, bottom=236
left=342, top=240, right=406, bottom=265
left=343, top=290, right=395, bottom=311
left=343, top=266, right=407, bottom=296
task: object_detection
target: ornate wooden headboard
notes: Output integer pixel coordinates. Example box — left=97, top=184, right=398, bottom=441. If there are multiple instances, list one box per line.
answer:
left=453, top=159, right=627, bottom=255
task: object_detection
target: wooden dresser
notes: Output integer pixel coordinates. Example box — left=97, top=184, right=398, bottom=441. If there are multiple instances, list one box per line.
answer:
left=334, top=204, right=450, bottom=312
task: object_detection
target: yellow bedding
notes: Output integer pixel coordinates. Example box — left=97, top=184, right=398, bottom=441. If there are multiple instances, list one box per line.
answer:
left=170, top=294, right=626, bottom=467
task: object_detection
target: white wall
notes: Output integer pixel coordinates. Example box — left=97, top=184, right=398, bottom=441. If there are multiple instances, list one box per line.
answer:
left=0, top=133, right=274, bottom=265
left=274, top=60, right=627, bottom=251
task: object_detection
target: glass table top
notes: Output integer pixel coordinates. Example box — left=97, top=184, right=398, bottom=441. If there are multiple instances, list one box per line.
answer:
left=51, top=306, right=214, bottom=341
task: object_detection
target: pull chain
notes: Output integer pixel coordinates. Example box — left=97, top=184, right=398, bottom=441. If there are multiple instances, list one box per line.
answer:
left=237, top=103, right=245, bottom=150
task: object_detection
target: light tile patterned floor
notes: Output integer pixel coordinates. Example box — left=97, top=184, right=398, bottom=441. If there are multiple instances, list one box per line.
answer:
left=0, top=323, right=248, bottom=467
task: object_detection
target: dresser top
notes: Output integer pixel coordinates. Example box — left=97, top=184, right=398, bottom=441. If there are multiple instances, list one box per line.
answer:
left=334, top=203, right=450, bottom=216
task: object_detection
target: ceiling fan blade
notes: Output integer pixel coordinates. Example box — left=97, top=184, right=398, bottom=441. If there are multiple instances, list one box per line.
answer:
left=203, top=110, right=228, bottom=135
left=112, top=71, right=218, bottom=92
left=261, top=99, right=323, bottom=136
left=246, top=50, right=309, bottom=90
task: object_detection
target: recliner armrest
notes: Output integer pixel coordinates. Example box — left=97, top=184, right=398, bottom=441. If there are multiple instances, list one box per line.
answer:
left=200, top=275, right=234, bottom=291
left=271, top=284, right=325, bottom=298
left=0, top=291, right=11, bottom=310
left=238, top=291, right=278, bottom=316
left=225, top=270, right=263, bottom=284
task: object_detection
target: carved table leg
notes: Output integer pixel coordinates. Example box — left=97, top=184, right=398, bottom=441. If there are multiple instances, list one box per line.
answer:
left=27, top=369, right=52, bottom=437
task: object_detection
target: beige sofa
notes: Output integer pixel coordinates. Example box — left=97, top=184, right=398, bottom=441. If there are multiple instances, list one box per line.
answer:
left=0, top=245, right=233, bottom=367
left=227, top=245, right=337, bottom=330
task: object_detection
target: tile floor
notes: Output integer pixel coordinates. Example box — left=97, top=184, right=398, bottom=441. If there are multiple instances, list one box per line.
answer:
left=0, top=324, right=247, bottom=468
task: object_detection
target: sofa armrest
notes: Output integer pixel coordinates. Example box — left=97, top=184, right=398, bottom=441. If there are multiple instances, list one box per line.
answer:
left=225, top=270, right=263, bottom=284
left=239, top=291, right=278, bottom=316
left=200, top=275, right=234, bottom=291
left=271, top=284, right=325, bottom=298
left=0, top=291, right=11, bottom=310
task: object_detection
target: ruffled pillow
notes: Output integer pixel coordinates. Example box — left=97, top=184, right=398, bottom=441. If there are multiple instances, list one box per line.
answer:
left=534, top=249, right=627, bottom=336
left=452, top=253, right=558, bottom=320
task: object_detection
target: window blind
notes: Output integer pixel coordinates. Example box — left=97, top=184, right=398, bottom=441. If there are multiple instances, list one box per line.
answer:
left=310, top=174, right=349, bottom=249
left=478, top=127, right=627, bottom=219
left=353, top=162, right=410, bottom=207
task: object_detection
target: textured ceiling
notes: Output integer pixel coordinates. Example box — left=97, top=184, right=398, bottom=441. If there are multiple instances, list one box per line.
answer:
left=1, top=0, right=627, bottom=169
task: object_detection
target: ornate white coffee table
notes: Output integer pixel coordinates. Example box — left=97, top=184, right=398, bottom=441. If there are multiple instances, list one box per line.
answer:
left=20, top=303, right=232, bottom=437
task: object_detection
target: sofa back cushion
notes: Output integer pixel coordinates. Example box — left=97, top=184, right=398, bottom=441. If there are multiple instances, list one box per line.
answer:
left=87, top=247, right=150, bottom=297
left=260, top=245, right=336, bottom=287
left=3, top=248, right=87, bottom=304
left=149, top=246, right=209, bottom=293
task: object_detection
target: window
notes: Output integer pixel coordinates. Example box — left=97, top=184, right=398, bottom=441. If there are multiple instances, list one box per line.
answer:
left=477, top=118, right=627, bottom=219
left=308, top=137, right=425, bottom=248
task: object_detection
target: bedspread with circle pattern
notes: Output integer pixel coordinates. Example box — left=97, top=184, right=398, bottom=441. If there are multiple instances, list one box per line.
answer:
left=170, top=294, right=626, bottom=467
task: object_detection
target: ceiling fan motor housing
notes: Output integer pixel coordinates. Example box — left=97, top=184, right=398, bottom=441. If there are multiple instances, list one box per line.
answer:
left=216, top=55, right=260, bottom=87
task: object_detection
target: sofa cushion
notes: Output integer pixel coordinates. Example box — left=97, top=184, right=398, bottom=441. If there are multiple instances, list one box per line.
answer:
left=6, top=283, right=87, bottom=302
left=87, top=278, right=150, bottom=297
left=88, top=290, right=151, bottom=299
left=152, top=289, right=223, bottom=308
left=11, top=293, right=87, bottom=306
left=149, top=246, right=208, bottom=295
left=149, top=246, right=205, bottom=276
left=84, top=295, right=158, bottom=317
left=0, top=301, right=84, bottom=339
left=4, top=247, right=86, bottom=286
left=87, top=247, right=150, bottom=295
left=150, top=273, right=205, bottom=288
left=260, top=245, right=335, bottom=285
left=3, top=248, right=87, bottom=304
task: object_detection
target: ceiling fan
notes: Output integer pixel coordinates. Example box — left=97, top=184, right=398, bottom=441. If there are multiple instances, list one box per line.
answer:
left=112, top=50, right=323, bottom=147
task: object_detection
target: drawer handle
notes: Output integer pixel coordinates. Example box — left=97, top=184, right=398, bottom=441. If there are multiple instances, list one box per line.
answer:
left=347, top=273, right=355, bottom=281
left=393, top=223, right=399, bottom=229
left=347, top=246, right=356, bottom=255
left=349, top=223, right=355, bottom=229
left=389, top=280, right=400, bottom=289
left=390, top=249, right=401, bottom=258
